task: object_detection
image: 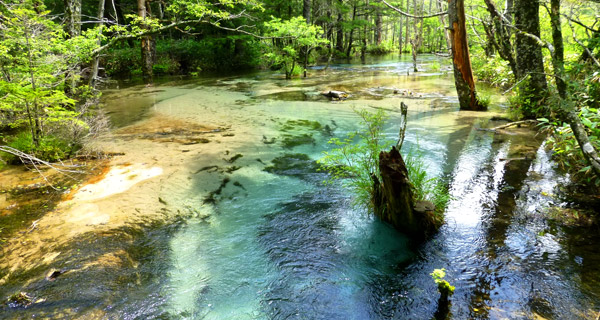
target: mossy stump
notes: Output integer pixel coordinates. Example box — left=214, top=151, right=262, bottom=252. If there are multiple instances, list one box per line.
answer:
left=373, top=146, right=439, bottom=241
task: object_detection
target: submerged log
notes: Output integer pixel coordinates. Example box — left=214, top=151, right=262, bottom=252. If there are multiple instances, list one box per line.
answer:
left=322, top=90, right=348, bottom=100
left=373, top=146, right=440, bottom=240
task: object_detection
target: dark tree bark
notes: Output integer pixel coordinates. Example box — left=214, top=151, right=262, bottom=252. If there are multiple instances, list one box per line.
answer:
left=303, top=0, right=311, bottom=23
left=482, top=0, right=518, bottom=78
left=448, top=0, right=483, bottom=110
left=514, top=0, right=547, bottom=111
left=336, top=12, right=345, bottom=52
left=346, top=4, right=357, bottom=58
left=373, top=147, right=440, bottom=240
left=138, top=0, right=153, bottom=84
left=548, top=0, right=566, bottom=98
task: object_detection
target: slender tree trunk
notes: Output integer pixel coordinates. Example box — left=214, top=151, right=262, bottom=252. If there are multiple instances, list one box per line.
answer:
left=482, top=0, right=517, bottom=77
left=361, top=0, right=370, bottom=62
left=398, top=10, right=403, bottom=53
left=376, top=11, right=383, bottom=45
left=303, top=0, right=311, bottom=24
left=549, top=0, right=566, bottom=98
left=63, top=0, right=81, bottom=96
left=514, top=0, right=547, bottom=115
left=404, top=0, right=410, bottom=53
left=448, top=0, right=483, bottom=110
left=346, top=4, right=357, bottom=58
left=336, top=11, right=344, bottom=52
left=89, top=0, right=106, bottom=88
left=63, top=0, right=81, bottom=38
left=138, top=0, right=153, bottom=84
left=24, top=26, right=40, bottom=146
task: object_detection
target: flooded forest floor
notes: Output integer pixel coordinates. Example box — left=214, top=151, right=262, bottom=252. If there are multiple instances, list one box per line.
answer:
left=1, top=55, right=600, bottom=319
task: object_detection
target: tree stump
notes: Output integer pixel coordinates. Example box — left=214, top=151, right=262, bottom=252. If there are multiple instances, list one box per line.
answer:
left=373, top=146, right=439, bottom=241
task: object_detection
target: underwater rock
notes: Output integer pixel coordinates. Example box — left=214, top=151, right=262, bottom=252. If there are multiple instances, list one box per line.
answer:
left=322, top=90, right=348, bottom=100
left=46, top=269, right=65, bottom=281
left=264, top=153, right=319, bottom=177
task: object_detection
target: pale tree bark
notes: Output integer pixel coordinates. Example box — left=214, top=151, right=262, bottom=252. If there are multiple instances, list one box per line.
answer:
left=376, top=10, right=383, bottom=45
left=63, top=0, right=81, bottom=95
left=63, top=0, right=81, bottom=38
left=89, top=0, right=106, bottom=88
left=448, top=0, right=483, bottom=110
left=436, top=0, right=451, bottom=53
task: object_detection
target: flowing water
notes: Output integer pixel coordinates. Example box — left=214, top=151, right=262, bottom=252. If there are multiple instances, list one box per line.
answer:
left=1, top=55, right=599, bottom=319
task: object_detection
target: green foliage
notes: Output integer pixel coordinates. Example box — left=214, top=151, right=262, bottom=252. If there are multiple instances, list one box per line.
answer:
left=366, top=42, right=395, bottom=55
left=403, top=147, right=451, bottom=216
left=318, top=109, right=450, bottom=215
left=471, top=54, right=514, bottom=88
left=431, top=268, right=455, bottom=296
left=508, top=77, right=548, bottom=119
left=539, top=107, right=600, bottom=185
left=4, top=132, right=75, bottom=163
left=104, top=37, right=263, bottom=77
left=477, top=93, right=491, bottom=109
left=0, top=0, right=96, bottom=160
left=263, top=16, right=329, bottom=79
left=318, top=108, right=390, bottom=210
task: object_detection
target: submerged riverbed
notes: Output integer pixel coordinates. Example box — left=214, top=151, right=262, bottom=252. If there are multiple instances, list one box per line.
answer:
left=1, top=55, right=599, bottom=319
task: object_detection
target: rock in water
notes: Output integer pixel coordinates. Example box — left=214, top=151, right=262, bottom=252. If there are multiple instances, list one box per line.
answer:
left=322, top=90, right=348, bottom=100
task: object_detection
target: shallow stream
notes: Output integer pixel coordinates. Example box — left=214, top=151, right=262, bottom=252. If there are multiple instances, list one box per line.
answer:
left=1, top=54, right=599, bottom=319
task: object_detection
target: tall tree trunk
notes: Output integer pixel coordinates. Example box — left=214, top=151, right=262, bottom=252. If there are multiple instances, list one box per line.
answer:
left=398, top=9, right=403, bottom=53
left=138, top=0, right=153, bottom=84
left=361, top=0, right=370, bottom=62
left=404, top=0, right=410, bottom=53
left=376, top=11, right=383, bottom=45
left=482, top=0, right=518, bottom=77
left=436, top=0, right=451, bottom=53
left=346, top=4, right=357, bottom=58
left=514, top=0, right=547, bottom=115
left=63, top=0, right=81, bottom=38
left=448, top=0, right=483, bottom=110
left=63, top=0, right=81, bottom=96
left=89, top=0, right=106, bottom=88
left=549, top=0, right=566, bottom=98
left=336, top=12, right=344, bottom=52
left=303, top=0, right=311, bottom=24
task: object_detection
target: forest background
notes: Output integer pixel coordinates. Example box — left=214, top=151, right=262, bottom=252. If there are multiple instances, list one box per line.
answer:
left=0, top=0, right=599, bottom=188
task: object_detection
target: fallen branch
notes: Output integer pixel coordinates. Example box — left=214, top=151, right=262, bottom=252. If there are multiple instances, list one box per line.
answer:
left=0, top=146, right=84, bottom=190
left=381, top=0, right=448, bottom=19
left=491, top=119, right=538, bottom=130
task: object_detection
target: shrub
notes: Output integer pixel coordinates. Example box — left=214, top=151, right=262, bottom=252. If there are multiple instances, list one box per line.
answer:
left=318, top=108, right=450, bottom=215
left=3, top=132, right=76, bottom=163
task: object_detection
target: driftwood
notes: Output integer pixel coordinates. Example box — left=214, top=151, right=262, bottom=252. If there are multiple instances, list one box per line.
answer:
left=322, top=90, right=348, bottom=100
left=373, top=146, right=439, bottom=240
left=476, top=119, right=538, bottom=132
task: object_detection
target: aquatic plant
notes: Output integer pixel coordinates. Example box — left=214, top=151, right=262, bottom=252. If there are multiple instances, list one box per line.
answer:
left=318, top=108, right=450, bottom=217
left=431, top=268, right=455, bottom=297
left=318, top=108, right=390, bottom=210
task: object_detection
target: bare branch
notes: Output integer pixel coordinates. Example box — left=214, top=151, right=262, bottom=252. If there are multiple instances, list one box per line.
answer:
left=381, top=0, right=448, bottom=19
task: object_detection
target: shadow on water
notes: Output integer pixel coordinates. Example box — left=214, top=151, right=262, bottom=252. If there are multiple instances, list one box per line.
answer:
left=3, top=54, right=600, bottom=319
